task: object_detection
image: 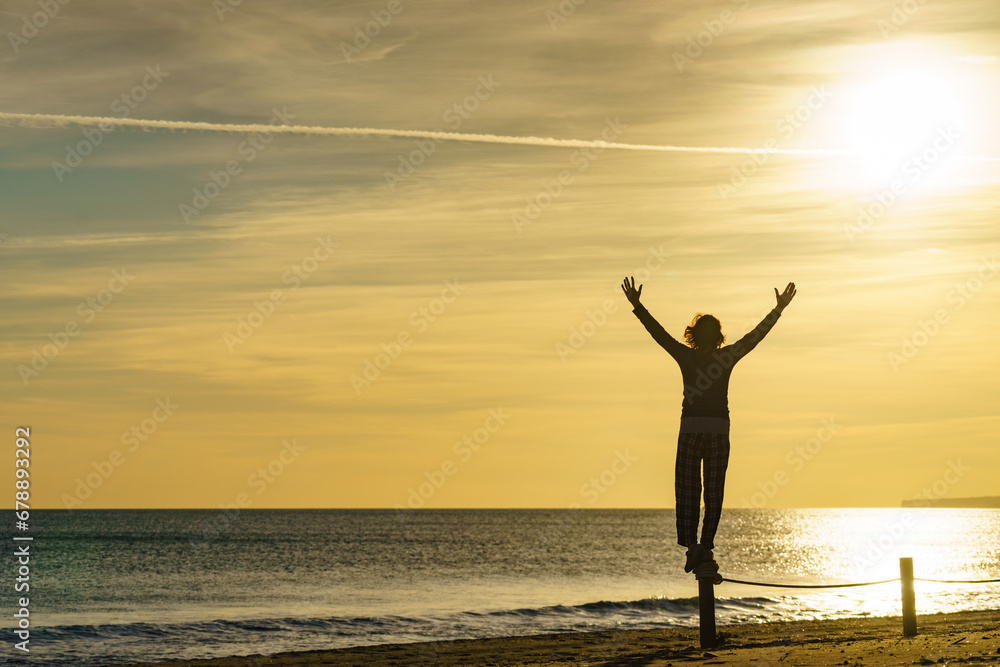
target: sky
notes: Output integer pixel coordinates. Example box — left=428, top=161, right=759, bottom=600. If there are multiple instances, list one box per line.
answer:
left=2, top=0, right=998, bottom=509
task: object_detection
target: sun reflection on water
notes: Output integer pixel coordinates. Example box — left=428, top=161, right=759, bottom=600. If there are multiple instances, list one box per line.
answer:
left=719, top=508, right=1000, bottom=619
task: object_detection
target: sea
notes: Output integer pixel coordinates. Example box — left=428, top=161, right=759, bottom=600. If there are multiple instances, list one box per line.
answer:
left=3, top=509, right=998, bottom=666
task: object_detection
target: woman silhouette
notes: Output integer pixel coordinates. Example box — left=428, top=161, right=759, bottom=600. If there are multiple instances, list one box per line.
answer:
left=621, top=276, right=796, bottom=572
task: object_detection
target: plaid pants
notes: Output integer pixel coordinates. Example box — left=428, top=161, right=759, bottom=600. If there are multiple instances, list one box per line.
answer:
left=675, top=432, right=730, bottom=550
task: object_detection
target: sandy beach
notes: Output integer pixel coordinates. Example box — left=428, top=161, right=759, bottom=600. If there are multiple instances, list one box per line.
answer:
left=114, top=609, right=999, bottom=666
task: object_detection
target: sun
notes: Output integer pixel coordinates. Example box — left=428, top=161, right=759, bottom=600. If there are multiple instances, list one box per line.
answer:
left=799, top=41, right=988, bottom=194
left=842, top=63, right=964, bottom=185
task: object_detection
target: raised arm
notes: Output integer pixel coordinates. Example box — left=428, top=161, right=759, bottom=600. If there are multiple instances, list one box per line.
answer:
left=621, top=276, right=687, bottom=358
left=730, top=282, right=796, bottom=359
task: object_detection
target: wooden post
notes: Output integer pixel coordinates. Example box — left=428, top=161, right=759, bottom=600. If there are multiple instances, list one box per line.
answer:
left=900, top=557, right=917, bottom=637
left=698, top=576, right=717, bottom=648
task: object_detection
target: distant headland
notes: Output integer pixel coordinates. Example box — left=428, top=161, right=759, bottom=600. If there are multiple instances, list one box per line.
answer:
left=901, top=496, right=1000, bottom=508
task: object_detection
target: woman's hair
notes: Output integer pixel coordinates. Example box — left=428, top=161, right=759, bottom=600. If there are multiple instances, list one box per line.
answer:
left=684, top=314, right=725, bottom=350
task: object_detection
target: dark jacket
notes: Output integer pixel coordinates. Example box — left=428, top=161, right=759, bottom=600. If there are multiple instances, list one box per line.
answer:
left=631, top=303, right=781, bottom=421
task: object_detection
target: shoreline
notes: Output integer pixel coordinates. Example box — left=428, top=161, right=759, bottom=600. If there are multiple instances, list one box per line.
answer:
left=114, top=609, right=1000, bottom=666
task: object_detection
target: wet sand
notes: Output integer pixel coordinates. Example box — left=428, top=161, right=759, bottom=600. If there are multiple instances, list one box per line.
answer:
left=115, top=609, right=999, bottom=666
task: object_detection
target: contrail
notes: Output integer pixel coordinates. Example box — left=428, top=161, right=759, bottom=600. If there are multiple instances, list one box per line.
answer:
left=1, top=111, right=998, bottom=161
left=0, top=111, right=849, bottom=157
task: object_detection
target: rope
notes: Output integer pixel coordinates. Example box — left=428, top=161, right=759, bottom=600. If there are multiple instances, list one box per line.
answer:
left=915, top=577, right=1000, bottom=584
left=721, top=576, right=899, bottom=589
left=720, top=576, right=1000, bottom=588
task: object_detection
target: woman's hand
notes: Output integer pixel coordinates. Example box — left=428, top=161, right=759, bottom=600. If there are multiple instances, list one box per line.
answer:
left=621, top=276, right=643, bottom=308
left=774, top=282, right=796, bottom=312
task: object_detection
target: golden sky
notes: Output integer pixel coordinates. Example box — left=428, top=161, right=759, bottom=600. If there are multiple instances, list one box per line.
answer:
left=2, top=0, right=998, bottom=509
